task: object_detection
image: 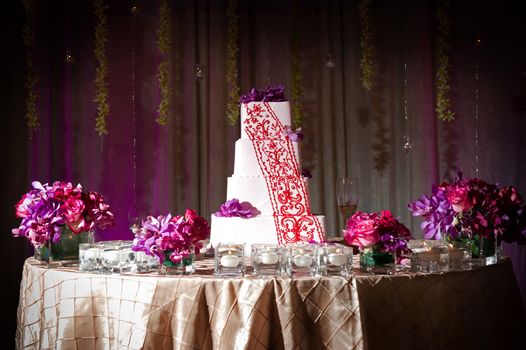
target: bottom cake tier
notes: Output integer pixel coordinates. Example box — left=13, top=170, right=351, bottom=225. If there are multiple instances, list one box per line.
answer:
left=210, top=214, right=326, bottom=256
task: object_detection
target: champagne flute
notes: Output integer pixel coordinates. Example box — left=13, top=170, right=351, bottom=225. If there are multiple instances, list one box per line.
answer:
left=336, top=177, right=360, bottom=232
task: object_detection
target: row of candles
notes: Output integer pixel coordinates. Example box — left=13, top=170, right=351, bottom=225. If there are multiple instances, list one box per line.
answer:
left=214, top=242, right=353, bottom=277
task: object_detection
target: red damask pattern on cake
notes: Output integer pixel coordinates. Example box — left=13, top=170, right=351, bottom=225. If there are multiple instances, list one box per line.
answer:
left=243, top=102, right=324, bottom=244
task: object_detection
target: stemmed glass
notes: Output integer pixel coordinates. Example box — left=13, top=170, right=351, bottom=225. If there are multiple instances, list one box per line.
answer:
left=336, top=177, right=360, bottom=233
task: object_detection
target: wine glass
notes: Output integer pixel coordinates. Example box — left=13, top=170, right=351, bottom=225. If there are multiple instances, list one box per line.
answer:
left=336, top=177, right=360, bottom=233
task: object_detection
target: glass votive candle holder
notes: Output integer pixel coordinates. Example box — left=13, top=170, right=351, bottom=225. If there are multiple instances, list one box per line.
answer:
left=252, top=244, right=285, bottom=276
left=214, top=243, right=245, bottom=276
left=448, top=241, right=471, bottom=271
left=79, top=243, right=101, bottom=272
left=315, top=243, right=353, bottom=277
left=286, top=243, right=316, bottom=277
left=99, top=241, right=134, bottom=274
left=131, top=251, right=159, bottom=273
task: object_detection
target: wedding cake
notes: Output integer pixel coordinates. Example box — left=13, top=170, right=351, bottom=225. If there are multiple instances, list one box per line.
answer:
left=210, top=86, right=326, bottom=255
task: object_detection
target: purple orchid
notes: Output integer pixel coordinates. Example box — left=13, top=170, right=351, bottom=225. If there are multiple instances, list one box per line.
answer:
left=12, top=181, right=114, bottom=247
left=214, top=198, right=260, bottom=218
left=283, top=125, right=304, bottom=142
left=408, top=171, right=526, bottom=244
left=239, top=85, right=286, bottom=104
left=131, top=211, right=210, bottom=265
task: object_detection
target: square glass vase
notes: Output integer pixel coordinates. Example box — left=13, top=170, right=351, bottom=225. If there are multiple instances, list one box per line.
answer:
left=34, top=226, right=94, bottom=268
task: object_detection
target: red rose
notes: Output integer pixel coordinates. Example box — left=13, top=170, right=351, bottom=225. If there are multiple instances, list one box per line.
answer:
left=62, top=197, right=85, bottom=223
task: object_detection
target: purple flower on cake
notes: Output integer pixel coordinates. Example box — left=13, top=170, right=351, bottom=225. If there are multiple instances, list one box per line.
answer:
left=11, top=181, right=114, bottom=247
left=283, top=125, right=304, bottom=142
left=239, top=85, right=286, bottom=104
left=131, top=210, right=210, bottom=264
left=302, top=168, right=312, bottom=179
left=214, top=198, right=260, bottom=218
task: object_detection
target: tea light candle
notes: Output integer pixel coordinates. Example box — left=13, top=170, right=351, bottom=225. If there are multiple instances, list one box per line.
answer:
left=293, top=253, right=313, bottom=267
left=102, top=250, right=120, bottom=262
left=327, top=252, right=347, bottom=266
left=260, top=252, right=279, bottom=265
left=220, top=252, right=239, bottom=268
left=85, top=248, right=100, bottom=259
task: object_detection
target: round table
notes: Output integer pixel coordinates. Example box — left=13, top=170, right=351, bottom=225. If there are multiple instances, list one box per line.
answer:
left=16, top=257, right=525, bottom=349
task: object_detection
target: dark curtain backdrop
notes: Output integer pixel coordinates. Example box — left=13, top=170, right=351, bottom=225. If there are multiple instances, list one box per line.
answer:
left=2, top=0, right=526, bottom=346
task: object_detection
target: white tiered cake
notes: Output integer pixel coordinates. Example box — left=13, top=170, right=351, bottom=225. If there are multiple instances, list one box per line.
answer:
left=210, top=99, right=326, bottom=255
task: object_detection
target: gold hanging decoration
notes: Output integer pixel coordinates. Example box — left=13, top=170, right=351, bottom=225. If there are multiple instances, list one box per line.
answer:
left=226, top=0, right=239, bottom=125
left=156, top=0, right=172, bottom=126
left=22, top=0, right=39, bottom=137
left=290, top=0, right=303, bottom=128
left=94, top=0, right=110, bottom=136
left=435, top=0, right=455, bottom=122
left=359, top=0, right=374, bottom=92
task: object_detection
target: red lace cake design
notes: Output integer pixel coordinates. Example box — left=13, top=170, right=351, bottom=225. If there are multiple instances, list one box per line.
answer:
left=243, top=102, right=324, bottom=244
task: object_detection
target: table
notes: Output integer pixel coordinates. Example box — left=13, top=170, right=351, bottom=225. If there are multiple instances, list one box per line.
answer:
left=16, top=258, right=525, bottom=349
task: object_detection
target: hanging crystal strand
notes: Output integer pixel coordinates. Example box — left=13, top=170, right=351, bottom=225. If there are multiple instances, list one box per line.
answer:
left=128, top=0, right=138, bottom=226
left=402, top=62, right=412, bottom=153
left=325, top=0, right=335, bottom=68
left=474, top=37, right=480, bottom=177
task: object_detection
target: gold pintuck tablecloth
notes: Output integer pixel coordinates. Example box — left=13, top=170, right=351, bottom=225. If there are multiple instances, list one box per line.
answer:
left=16, top=258, right=525, bottom=350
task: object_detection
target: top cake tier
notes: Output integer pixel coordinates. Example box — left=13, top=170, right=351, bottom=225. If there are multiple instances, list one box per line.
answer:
left=240, top=101, right=291, bottom=140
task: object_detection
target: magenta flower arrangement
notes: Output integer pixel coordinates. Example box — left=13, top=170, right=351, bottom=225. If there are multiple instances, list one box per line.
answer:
left=131, top=210, right=210, bottom=265
left=344, top=210, right=412, bottom=257
left=408, top=171, right=526, bottom=245
left=12, top=181, right=114, bottom=247
left=239, top=85, right=286, bottom=104
left=214, top=198, right=260, bottom=218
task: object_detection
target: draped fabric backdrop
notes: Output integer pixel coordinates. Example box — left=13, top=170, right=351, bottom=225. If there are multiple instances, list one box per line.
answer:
left=2, top=0, right=526, bottom=346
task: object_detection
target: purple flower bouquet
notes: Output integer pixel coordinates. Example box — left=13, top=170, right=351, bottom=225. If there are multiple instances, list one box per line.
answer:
left=344, top=210, right=412, bottom=271
left=12, top=181, right=114, bottom=263
left=131, top=209, right=210, bottom=274
left=408, top=171, right=526, bottom=260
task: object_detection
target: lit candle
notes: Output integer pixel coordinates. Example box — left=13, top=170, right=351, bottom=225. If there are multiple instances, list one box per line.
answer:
left=260, top=252, right=279, bottom=265
left=327, top=252, right=347, bottom=266
left=102, top=250, right=120, bottom=262
left=220, top=251, right=239, bottom=268
left=293, top=250, right=313, bottom=267
left=85, top=248, right=100, bottom=259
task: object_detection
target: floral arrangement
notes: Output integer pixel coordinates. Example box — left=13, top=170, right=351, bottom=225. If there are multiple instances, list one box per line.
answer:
left=12, top=181, right=114, bottom=246
left=156, top=0, right=172, bottom=126
left=226, top=0, right=240, bottom=125
left=408, top=172, right=526, bottom=245
left=131, top=210, right=210, bottom=265
left=214, top=198, right=260, bottom=218
left=94, top=0, right=110, bottom=136
left=22, top=0, right=39, bottom=136
left=435, top=0, right=454, bottom=122
left=359, top=0, right=374, bottom=92
left=344, top=210, right=412, bottom=258
left=239, top=85, right=286, bottom=104
left=283, top=126, right=304, bottom=142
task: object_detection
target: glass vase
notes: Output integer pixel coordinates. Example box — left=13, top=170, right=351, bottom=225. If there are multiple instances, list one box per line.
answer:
left=470, top=235, right=500, bottom=266
left=159, top=250, right=195, bottom=275
left=34, top=226, right=94, bottom=267
left=359, top=247, right=395, bottom=275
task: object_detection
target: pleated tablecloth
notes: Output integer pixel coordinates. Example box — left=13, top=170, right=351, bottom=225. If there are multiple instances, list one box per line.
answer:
left=16, top=258, right=525, bottom=349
